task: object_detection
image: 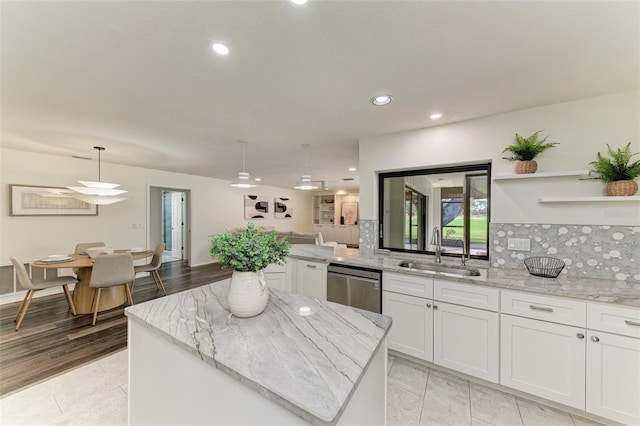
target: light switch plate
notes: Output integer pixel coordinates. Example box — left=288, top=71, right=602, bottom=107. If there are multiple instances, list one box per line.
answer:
left=507, top=238, right=531, bottom=251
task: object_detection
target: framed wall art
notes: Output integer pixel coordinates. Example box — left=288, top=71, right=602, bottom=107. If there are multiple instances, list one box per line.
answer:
left=10, top=184, right=98, bottom=216
left=341, top=201, right=358, bottom=225
left=245, top=195, right=269, bottom=219
left=274, top=197, right=293, bottom=219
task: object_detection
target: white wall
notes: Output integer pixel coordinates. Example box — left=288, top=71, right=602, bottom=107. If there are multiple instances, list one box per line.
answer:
left=0, top=149, right=313, bottom=267
left=359, top=90, right=640, bottom=226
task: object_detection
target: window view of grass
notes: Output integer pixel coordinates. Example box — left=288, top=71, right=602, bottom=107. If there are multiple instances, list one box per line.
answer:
left=443, top=215, right=488, bottom=244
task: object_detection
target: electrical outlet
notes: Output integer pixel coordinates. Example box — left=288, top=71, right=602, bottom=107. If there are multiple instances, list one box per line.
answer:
left=507, top=238, right=531, bottom=251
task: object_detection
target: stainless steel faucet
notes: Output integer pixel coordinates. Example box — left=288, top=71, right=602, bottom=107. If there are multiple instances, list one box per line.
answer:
left=430, top=227, right=442, bottom=263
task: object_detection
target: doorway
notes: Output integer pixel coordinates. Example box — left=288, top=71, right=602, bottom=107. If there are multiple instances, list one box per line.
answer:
left=149, top=187, right=190, bottom=264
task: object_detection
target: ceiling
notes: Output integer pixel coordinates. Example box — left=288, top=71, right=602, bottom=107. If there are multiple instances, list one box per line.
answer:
left=1, top=1, right=638, bottom=191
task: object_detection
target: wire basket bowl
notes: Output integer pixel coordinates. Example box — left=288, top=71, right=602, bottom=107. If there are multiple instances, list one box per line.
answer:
left=524, top=256, right=565, bottom=278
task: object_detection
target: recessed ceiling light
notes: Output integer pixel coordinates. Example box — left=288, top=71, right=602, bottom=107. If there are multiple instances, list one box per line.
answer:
left=254, top=178, right=262, bottom=182
left=212, top=43, right=229, bottom=56
left=289, top=0, right=308, bottom=5
left=430, top=113, right=443, bottom=120
left=348, top=167, right=357, bottom=172
left=371, top=95, right=393, bottom=106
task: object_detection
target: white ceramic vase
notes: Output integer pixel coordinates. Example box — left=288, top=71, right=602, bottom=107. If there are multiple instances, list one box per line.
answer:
left=228, top=270, right=268, bottom=318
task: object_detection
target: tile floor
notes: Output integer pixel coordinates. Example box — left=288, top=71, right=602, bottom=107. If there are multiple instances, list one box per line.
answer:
left=0, top=351, right=603, bottom=426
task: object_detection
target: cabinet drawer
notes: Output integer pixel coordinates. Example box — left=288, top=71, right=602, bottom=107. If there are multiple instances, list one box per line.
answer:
left=501, top=291, right=586, bottom=327
left=383, top=272, right=433, bottom=299
left=264, top=263, right=287, bottom=273
left=434, top=280, right=499, bottom=311
left=587, top=303, right=640, bottom=339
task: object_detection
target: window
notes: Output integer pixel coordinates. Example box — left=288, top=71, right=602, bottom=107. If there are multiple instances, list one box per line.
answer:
left=379, top=163, right=491, bottom=260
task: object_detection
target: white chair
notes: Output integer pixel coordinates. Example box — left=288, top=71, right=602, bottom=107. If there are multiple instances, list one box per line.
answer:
left=10, top=256, right=77, bottom=331
left=89, top=253, right=135, bottom=325
left=132, top=242, right=167, bottom=296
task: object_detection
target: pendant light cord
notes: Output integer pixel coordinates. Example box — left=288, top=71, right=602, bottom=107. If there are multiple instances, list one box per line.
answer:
left=94, top=146, right=105, bottom=182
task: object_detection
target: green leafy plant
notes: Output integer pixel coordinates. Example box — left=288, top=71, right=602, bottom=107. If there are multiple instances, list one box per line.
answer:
left=588, top=142, right=640, bottom=182
left=502, top=130, right=559, bottom=161
left=209, top=222, right=290, bottom=272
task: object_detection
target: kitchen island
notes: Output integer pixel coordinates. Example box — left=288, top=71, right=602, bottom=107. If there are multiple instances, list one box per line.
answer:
left=125, top=279, right=392, bottom=425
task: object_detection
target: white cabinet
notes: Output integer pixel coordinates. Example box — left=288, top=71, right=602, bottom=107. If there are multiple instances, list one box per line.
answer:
left=383, top=290, right=433, bottom=361
left=433, top=301, right=499, bottom=383
left=313, top=224, right=336, bottom=243
left=383, top=272, right=434, bottom=361
left=500, top=291, right=586, bottom=409
left=264, top=263, right=287, bottom=292
left=334, top=226, right=350, bottom=244
left=585, top=303, right=640, bottom=424
left=297, top=260, right=327, bottom=300
left=433, top=280, right=500, bottom=383
left=349, top=226, right=360, bottom=245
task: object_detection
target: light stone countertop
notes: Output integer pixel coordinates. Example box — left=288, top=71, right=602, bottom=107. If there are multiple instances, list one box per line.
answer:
left=125, top=279, right=392, bottom=426
left=289, top=245, right=640, bottom=308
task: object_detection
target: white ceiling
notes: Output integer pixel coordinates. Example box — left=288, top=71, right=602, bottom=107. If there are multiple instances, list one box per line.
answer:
left=1, top=1, right=638, bottom=191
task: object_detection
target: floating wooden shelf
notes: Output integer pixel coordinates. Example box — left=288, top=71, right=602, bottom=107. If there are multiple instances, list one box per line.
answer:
left=493, top=170, right=589, bottom=180
left=538, top=196, right=640, bottom=203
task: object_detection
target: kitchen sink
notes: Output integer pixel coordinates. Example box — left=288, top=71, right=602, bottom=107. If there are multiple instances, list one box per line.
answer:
left=397, top=260, right=481, bottom=277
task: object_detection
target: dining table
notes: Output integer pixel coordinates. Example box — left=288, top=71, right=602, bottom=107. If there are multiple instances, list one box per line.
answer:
left=31, top=249, right=154, bottom=314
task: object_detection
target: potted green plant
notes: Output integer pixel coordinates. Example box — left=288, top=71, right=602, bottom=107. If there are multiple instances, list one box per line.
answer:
left=588, top=142, right=640, bottom=196
left=502, top=130, right=559, bottom=174
left=209, top=222, right=290, bottom=317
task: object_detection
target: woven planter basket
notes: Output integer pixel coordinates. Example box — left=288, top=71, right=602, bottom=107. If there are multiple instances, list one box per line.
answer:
left=515, top=160, right=538, bottom=174
left=607, top=180, right=638, bottom=196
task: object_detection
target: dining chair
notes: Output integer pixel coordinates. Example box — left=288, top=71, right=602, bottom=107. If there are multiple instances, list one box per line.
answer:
left=132, top=242, right=167, bottom=296
left=74, top=242, right=106, bottom=255
left=10, top=256, right=77, bottom=331
left=73, top=242, right=105, bottom=275
left=89, top=252, right=135, bottom=325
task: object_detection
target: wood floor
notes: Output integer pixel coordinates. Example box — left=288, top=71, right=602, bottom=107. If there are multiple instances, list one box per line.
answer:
left=0, top=260, right=232, bottom=397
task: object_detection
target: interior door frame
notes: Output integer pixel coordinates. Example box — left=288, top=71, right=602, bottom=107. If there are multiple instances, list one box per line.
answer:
left=147, top=185, right=191, bottom=266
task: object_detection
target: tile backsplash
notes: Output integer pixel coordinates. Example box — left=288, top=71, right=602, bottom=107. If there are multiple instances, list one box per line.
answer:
left=361, top=220, right=639, bottom=282
left=490, top=223, right=639, bottom=282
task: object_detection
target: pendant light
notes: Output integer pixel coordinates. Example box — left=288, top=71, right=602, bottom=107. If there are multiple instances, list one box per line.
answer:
left=67, top=146, right=129, bottom=205
left=230, top=140, right=257, bottom=188
left=294, top=144, right=319, bottom=190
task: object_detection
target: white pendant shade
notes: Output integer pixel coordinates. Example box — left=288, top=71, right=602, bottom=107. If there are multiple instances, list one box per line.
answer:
left=294, top=144, right=319, bottom=190
left=77, top=180, right=120, bottom=189
left=67, top=146, right=129, bottom=204
left=230, top=171, right=257, bottom=188
left=67, top=185, right=128, bottom=196
left=294, top=175, right=319, bottom=190
left=70, top=194, right=130, bottom=205
left=230, top=141, right=257, bottom=188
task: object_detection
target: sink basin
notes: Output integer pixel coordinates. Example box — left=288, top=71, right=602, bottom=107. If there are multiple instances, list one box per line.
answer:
left=397, top=261, right=481, bottom=277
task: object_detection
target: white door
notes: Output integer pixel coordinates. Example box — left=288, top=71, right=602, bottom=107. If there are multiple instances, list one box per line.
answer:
left=382, top=291, right=433, bottom=362
left=500, top=314, right=586, bottom=409
left=586, top=330, right=640, bottom=424
left=171, top=192, right=183, bottom=259
left=433, top=302, right=499, bottom=383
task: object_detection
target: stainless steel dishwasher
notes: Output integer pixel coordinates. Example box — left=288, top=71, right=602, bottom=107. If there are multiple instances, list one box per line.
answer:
left=326, top=264, right=382, bottom=314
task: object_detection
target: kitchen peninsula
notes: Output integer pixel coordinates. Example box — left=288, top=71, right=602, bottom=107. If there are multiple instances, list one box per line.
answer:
left=125, top=280, right=392, bottom=426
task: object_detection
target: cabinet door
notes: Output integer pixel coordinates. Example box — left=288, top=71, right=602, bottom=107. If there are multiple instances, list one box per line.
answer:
left=349, top=226, right=360, bottom=245
left=500, top=314, right=586, bottom=409
left=586, top=330, right=640, bottom=424
left=264, top=273, right=287, bottom=292
left=334, top=226, right=349, bottom=243
left=434, top=302, right=499, bottom=383
left=297, top=261, right=327, bottom=300
left=382, top=291, right=433, bottom=362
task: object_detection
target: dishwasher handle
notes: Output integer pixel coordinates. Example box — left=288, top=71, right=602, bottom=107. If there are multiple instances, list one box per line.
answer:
left=327, top=271, right=380, bottom=285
